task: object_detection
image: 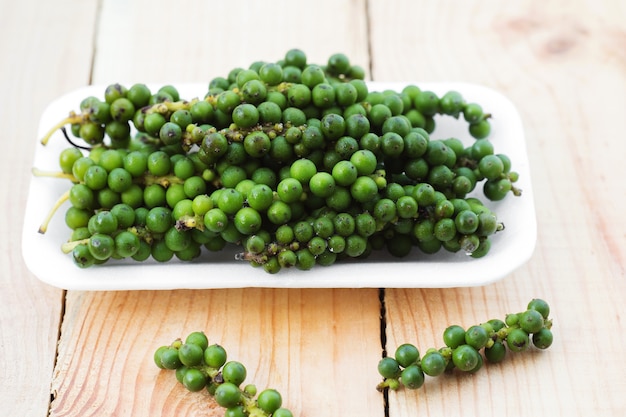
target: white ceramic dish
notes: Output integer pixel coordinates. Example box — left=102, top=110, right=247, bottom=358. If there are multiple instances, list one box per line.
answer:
left=22, top=82, right=536, bottom=290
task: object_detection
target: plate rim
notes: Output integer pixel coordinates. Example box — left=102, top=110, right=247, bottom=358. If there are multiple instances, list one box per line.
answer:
left=22, top=81, right=537, bottom=290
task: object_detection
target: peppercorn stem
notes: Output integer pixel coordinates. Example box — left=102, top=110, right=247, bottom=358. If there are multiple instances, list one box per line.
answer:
left=38, top=189, right=70, bottom=234
left=376, top=378, right=401, bottom=392
left=235, top=252, right=269, bottom=264
left=143, top=99, right=199, bottom=115
left=61, top=238, right=89, bottom=254
left=40, top=113, right=85, bottom=145
left=141, top=173, right=185, bottom=187
left=31, top=167, right=77, bottom=182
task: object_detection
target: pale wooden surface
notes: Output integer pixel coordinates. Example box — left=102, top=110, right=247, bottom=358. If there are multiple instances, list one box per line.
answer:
left=2, top=1, right=625, bottom=417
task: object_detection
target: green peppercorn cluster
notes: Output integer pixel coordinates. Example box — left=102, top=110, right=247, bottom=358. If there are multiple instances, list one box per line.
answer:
left=376, top=299, right=553, bottom=391
left=154, top=331, right=292, bottom=417
left=37, top=49, right=522, bottom=273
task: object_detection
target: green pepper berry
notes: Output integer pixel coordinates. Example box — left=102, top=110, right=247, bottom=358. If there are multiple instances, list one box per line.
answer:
left=222, top=361, right=247, bottom=386
left=257, top=388, right=283, bottom=415
left=178, top=343, right=204, bottom=367
left=182, top=368, right=207, bottom=392
left=160, top=347, right=182, bottom=370
left=400, top=364, right=425, bottom=389
left=484, top=340, right=507, bottom=363
left=465, top=325, right=490, bottom=350
left=214, top=382, right=242, bottom=408
left=204, top=344, right=227, bottom=368
left=378, top=357, right=402, bottom=379
left=506, top=328, right=530, bottom=352
left=452, top=345, right=480, bottom=372
left=420, top=351, right=447, bottom=376
left=443, top=325, right=466, bottom=349
left=519, top=309, right=544, bottom=334
left=394, top=343, right=420, bottom=368
left=528, top=299, right=551, bottom=320
left=532, top=328, right=554, bottom=349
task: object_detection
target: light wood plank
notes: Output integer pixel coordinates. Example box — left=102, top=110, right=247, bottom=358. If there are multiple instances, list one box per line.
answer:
left=49, top=1, right=382, bottom=416
left=0, top=1, right=99, bottom=416
left=50, top=289, right=383, bottom=416
left=369, top=0, right=626, bottom=415
left=91, top=0, right=371, bottom=84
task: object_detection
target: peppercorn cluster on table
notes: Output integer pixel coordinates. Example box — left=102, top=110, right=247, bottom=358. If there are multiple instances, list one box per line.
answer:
left=3, top=1, right=626, bottom=416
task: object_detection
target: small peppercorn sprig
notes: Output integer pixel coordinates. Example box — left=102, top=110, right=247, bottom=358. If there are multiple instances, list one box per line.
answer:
left=377, top=298, right=554, bottom=391
left=154, top=331, right=293, bottom=417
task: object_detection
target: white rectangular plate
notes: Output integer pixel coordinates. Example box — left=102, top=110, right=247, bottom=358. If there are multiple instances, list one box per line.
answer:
left=22, top=82, right=536, bottom=290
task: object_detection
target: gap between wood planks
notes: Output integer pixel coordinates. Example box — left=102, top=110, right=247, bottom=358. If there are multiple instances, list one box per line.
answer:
left=364, top=0, right=375, bottom=81
left=46, top=289, right=391, bottom=415
left=379, top=288, right=390, bottom=417
left=49, top=290, right=67, bottom=408
left=87, top=0, right=104, bottom=86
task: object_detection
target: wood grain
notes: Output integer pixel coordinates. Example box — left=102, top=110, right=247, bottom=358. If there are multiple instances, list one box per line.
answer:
left=0, top=1, right=98, bottom=416
left=4, top=0, right=626, bottom=416
left=91, top=0, right=371, bottom=84
left=50, top=289, right=383, bottom=417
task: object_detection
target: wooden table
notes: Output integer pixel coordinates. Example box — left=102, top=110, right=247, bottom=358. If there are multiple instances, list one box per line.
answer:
left=3, top=1, right=625, bottom=416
